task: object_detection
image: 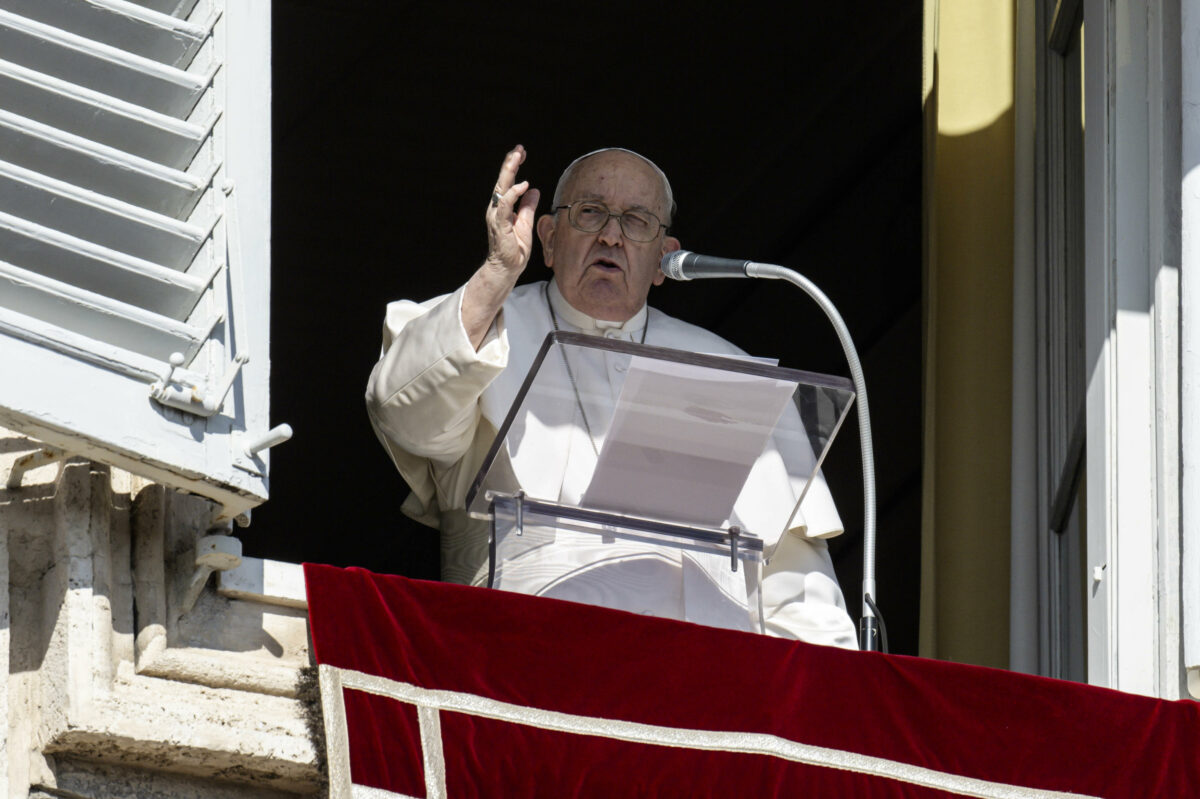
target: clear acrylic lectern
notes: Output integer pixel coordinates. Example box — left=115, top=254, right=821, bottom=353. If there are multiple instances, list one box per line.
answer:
left=465, top=331, right=854, bottom=634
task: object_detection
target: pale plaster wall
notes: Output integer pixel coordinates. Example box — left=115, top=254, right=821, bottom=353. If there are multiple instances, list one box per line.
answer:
left=0, top=428, right=321, bottom=798
left=922, top=0, right=1016, bottom=668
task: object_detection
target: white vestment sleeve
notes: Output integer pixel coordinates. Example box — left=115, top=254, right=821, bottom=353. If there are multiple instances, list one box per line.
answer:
left=365, top=285, right=508, bottom=526
left=760, top=533, right=858, bottom=649
left=794, top=470, right=843, bottom=539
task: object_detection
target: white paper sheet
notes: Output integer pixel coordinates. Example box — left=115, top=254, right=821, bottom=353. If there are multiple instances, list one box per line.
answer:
left=581, top=356, right=798, bottom=527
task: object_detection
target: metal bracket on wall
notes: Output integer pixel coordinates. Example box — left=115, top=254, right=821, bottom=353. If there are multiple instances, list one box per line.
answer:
left=150, top=350, right=249, bottom=418
left=5, top=446, right=69, bottom=490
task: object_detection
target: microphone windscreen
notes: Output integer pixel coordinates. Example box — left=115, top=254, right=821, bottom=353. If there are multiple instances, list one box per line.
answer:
left=660, top=250, right=692, bottom=280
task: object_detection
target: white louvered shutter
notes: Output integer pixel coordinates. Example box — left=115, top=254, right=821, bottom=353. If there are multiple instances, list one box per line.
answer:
left=0, top=0, right=276, bottom=520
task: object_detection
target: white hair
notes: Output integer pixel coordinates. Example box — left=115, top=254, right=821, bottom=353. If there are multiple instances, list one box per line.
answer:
left=551, top=147, right=676, bottom=225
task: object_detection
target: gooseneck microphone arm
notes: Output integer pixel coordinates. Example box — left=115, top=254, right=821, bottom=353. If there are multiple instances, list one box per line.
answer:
left=661, top=250, right=881, bottom=652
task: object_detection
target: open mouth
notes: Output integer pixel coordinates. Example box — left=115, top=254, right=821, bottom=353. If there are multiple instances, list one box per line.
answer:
left=590, top=257, right=623, bottom=272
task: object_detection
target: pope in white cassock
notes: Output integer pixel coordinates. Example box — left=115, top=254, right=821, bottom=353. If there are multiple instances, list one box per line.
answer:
left=366, top=145, right=858, bottom=649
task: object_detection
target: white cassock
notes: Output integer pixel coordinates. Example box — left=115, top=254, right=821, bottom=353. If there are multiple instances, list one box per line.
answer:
left=366, top=280, right=858, bottom=648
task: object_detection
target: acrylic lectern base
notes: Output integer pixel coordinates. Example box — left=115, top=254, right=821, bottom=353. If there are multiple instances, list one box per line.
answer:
left=488, top=493, right=765, bottom=634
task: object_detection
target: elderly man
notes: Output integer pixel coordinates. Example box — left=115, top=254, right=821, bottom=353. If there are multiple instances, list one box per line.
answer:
left=367, top=145, right=857, bottom=648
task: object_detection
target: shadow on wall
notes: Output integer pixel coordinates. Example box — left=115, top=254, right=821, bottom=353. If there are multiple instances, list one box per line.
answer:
left=925, top=101, right=1017, bottom=669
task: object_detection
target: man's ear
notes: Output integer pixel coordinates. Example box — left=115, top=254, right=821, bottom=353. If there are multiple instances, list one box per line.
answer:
left=654, top=235, right=682, bottom=286
left=536, top=214, right=557, bottom=268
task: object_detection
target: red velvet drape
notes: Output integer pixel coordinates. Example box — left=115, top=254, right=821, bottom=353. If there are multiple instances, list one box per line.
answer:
left=305, top=563, right=1200, bottom=798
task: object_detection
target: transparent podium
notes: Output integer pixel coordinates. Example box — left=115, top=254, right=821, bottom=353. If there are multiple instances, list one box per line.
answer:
left=465, top=331, right=855, bottom=634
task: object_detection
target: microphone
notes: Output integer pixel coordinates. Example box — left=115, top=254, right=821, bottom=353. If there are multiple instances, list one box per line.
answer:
left=656, top=248, right=884, bottom=652
left=661, top=250, right=752, bottom=280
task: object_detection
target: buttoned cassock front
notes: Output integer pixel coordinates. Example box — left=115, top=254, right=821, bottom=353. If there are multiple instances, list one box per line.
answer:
left=366, top=280, right=858, bottom=648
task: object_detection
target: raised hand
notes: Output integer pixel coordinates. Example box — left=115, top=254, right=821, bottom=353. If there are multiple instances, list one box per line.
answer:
left=463, top=145, right=542, bottom=349
left=484, top=145, right=541, bottom=277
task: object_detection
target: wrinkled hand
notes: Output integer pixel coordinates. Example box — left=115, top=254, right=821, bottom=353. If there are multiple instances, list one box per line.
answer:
left=461, top=146, right=542, bottom=350
left=484, top=145, right=541, bottom=278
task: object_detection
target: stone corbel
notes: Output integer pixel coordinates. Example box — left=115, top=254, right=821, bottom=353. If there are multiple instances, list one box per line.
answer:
left=132, top=486, right=307, bottom=699
left=24, top=461, right=319, bottom=794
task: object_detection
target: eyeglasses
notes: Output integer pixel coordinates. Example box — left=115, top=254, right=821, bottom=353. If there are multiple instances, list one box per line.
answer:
left=553, top=201, right=666, bottom=243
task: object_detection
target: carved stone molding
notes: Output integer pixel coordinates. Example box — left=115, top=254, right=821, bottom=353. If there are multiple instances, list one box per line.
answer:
left=2, top=434, right=320, bottom=798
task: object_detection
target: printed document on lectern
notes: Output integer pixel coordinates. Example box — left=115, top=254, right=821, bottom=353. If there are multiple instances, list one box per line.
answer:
left=582, top=355, right=795, bottom=527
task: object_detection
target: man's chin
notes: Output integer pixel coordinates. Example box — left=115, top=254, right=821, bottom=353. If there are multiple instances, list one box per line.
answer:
left=574, top=286, right=638, bottom=322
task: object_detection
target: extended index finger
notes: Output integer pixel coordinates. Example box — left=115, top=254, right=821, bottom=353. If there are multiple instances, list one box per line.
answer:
left=494, top=144, right=526, bottom=194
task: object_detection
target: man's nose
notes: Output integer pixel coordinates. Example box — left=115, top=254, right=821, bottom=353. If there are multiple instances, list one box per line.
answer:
left=597, top=214, right=624, bottom=245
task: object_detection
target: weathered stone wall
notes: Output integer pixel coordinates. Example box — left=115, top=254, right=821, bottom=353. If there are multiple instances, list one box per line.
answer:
left=1, top=430, right=321, bottom=798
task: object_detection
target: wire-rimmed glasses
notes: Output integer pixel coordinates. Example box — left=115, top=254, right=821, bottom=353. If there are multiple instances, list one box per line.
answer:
left=553, top=201, right=666, bottom=242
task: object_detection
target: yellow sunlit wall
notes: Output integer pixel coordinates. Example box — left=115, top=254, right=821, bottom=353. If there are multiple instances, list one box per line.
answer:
left=921, top=0, right=1015, bottom=668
